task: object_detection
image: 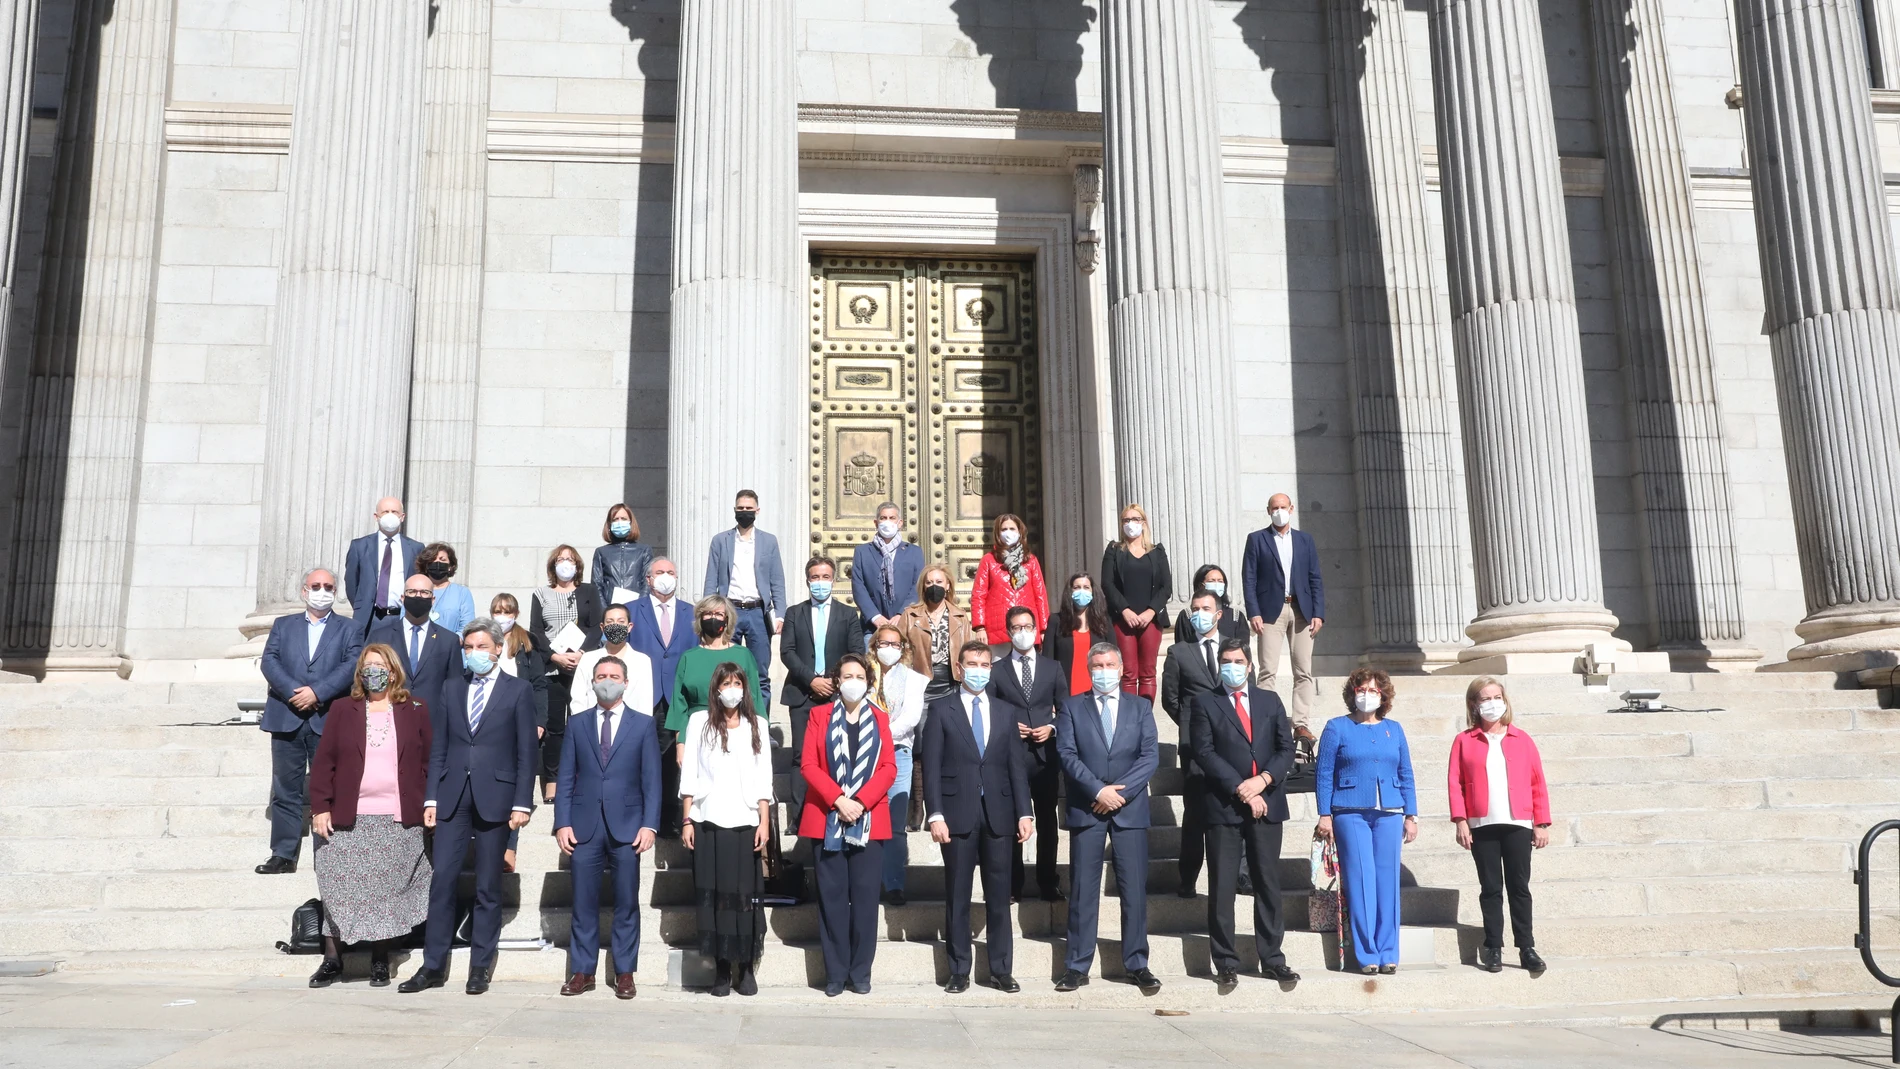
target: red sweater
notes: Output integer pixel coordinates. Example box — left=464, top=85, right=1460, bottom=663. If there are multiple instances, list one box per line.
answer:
left=969, top=552, right=1049, bottom=640
left=797, top=702, right=899, bottom=841
left=1447, top=725, right=1551, bottom=825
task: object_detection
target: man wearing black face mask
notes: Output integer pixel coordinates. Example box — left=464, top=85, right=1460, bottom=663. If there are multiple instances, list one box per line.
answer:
left=368, top=574, right=461, bottom=719
left=702, top=490, right=787, bottom=704
left=572, top=605, right=655, bottom=720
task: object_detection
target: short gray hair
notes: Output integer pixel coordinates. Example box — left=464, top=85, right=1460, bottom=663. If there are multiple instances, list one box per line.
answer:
left=302, top=567, right=336, bottom=588
left=1087, top=641, right=1121, bottom=665
left=462, top=616, right=505, bottom=647
left=876, top=501, right=901, bottom=519
left=647, top=556, right=674, bottom=577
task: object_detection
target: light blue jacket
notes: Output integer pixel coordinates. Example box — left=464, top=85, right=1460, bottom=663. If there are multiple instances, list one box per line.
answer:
left=1315, top=714, right=1418, bottom=816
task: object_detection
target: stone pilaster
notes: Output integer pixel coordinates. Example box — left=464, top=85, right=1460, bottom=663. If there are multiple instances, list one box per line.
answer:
left=404, top=0, right=492, bottom=551
left=1100, top=0, right=1242, bottom=599
left=1862, top=0, right=1900, bottom=88
left=667, top=0, right=803, bottom=592
left=1326, top=0, right=1469, bottom=670
left=1429, top=0, right=1625, bottom=670
left=0, top=0, right=36, bottom=360
left=1735, top=0, right=1900, bottom=673
left=246, top=0, right=427, bottom=638
left=1590, top=0, right=1758, bottom=669
left=2, top=0, right=161, bottom=675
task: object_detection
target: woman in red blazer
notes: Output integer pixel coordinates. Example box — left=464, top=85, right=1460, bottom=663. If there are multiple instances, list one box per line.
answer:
left=969, top=513, right=1050, bottom=644
left=307, top=643, right=434, bottom=989
left=798, top=652, right=898, bottom=996
left=1447, top=676, right=1551, bottom=976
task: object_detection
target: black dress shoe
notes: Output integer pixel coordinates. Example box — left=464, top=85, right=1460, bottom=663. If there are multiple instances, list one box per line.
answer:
left=308, top=957, right=343, bottom=988
left=988, top=974, right=1020, bottom=993
left=1128, top=968, right=1162, bottom=994
left=397, top=966, right=445, bottom=993
left=1175, top=887, right=1198, bottom=899
left=1520, top=948, right=1547, bottom=975
left=369, top=957, right=390, bottom=987
left=254, top=856, right=296, bottom=875
left=1214, top=968, right=1239, bottom=989
left=882, top=889, right=907, bottom=907
left=1039, top=888, right=1066, bottom=902
left=945, top=974, right=970, bottom=993
left=465, top=964, right=492, bottom=995
left=825, top=981, right=844, bottom=997
left=850, top=979, right=871, bottom=995
left=734, top=964, right=757, bottom=997
left=1053, top=969, right=1089, bottom=992
left=1261, top=964, right=1300, bottom=984
left=1478, top=946, right=1503, bottom=973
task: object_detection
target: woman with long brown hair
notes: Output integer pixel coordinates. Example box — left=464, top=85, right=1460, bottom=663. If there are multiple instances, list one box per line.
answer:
left=1044, top=571, right=1113, bottom=697
left=897, top=562, right=973, bottom=702
left=678, top=662, right=774, bottom=996
left=968, top=512, right=1049, bottom=645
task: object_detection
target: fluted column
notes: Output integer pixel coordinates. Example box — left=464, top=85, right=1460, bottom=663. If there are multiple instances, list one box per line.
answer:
left=404, top=0, right=492, bottom=550
left=1100, top=0, right=1242, bottom=599
left=1326, top=0, right=1469, bottom=670
left=1735, top=0, right=1900, bottom=671
left=1430, top=0, right=1624, bottom=667
left=0, top=0, right=36, bottom=357
left=246, top=0, right=427, bottom=634
left=2, top=0, right=161, bottom=674
left=1862, top=0, right=1900, bottom=87
left=667, top=0, right=802, bottom=593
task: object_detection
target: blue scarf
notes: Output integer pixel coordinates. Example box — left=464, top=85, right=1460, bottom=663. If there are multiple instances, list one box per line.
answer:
left=824, top=703, right=882, bottom=852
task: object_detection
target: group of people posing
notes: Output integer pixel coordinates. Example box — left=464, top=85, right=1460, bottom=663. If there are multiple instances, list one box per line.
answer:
left=255, top=490, right=1554, bottom=997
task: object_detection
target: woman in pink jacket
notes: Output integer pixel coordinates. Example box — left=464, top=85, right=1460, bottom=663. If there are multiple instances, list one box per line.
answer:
left=1447, top=676, right=1551, bottom=976
left=968, top=513, right=1049, bottom=645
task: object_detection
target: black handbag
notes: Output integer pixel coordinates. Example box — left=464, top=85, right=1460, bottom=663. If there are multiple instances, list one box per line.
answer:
left=1282, top=735, right=1318, bottom=795
left=759, top=803, right=807, bottom=903
left=275, top=898, right=325, bottom=954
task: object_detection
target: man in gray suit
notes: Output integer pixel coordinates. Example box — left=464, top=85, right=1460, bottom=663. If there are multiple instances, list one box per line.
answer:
left=702, top=489, right=787, bottom=703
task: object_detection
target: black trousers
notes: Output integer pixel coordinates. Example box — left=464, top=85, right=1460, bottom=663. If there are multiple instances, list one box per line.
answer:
left=422, top=787, right=509, bottom=973
left=1206, top=818, right=1285, bottom=971
left=787, top=699, right=813, bottom=814
left=815, top=840, right=883, bottom=986
left=655, top=703, right=681, bottom=835
left=942, top=824, right=1014, bottom=978
left=542, top=670, right=572, bottom=788
left=1011, top=759, right=1061, bottom=897
left=1471, top=824, right=1535, bottom=949
left=1178, top=772, right=1207, bottom=888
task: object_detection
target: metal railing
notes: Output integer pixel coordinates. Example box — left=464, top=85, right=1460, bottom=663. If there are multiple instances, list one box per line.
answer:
left=1853, top=820, right=1900, bottom=1062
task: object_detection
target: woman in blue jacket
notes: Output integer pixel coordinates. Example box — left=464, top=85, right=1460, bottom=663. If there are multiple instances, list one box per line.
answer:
left=1315, top=667, right=1417, bottom=974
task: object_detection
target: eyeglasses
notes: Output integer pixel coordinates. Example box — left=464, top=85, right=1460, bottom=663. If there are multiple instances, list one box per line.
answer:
left=306, top=583, right=336, bottom=592
left=875, top=642, right=903, bottom=650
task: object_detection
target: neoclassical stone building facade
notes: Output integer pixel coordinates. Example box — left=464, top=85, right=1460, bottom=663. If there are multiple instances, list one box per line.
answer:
left=0, top=0, right=1895, bottom=681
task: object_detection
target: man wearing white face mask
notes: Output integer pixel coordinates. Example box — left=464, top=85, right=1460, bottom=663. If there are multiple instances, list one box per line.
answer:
left=1242, top=493, right=1325, bottom=740
left=851, top=501, right=925, bottom=635
left=345, top=497, right=424, bottom=635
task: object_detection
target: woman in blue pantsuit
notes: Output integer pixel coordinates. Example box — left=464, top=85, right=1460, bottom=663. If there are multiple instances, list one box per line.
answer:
left=1315, top=668, right=1417, bottom=974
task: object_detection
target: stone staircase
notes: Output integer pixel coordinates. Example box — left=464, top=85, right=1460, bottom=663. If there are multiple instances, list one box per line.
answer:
left=2, top=672, right=1898, bottom=1011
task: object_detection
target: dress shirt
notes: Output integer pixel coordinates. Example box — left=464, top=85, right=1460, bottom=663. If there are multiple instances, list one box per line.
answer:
left=928, top=687, right=1018, bottom=826
left=404, top=618, right=431, bottom=675
left=304, top=610, right=332, bottom=662
left=1273, top=526, right=1294, bottom=593
left=377, top=534, right=404, bottom=608
left=812, top=597, right=831, bottom=675
left=594, top=701, right=627, bottom=750
left=728, top=530, right=759, bottom=602
left=1014, top=651, right=1035, bottom=691
left=679, top=710, right=774, bottom=828
left=653, top=594, right=677, bottom=645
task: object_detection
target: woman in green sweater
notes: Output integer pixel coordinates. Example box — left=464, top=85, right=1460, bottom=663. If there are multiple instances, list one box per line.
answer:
left=669, top=594, right=767, bottom=743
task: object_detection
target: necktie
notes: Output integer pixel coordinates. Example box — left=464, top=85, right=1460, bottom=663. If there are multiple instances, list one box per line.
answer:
left=468, top=677, right=489, bottom=734
left=1203, top=639, right=1218, bottom=679
left=659, top=600, right=672, bottom=644
left=971, top=695, right=986, bottom=757
left=600, top=708, right=614, bottom=765
left=1019, top=654, right=1033, bottom=694
left=408, top=625, right=422, bottom=676
left=377, top=537, right=394, bottom=607
left=1098, top=693, right=1114, bottom=741
left=1235, top=692, right=1257, bottom=775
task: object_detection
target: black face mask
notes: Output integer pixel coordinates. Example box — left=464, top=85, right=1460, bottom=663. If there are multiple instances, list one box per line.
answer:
left=424, top=560, right=453, bottom=581
left=923, top=584, right=947, bottom=606
left=602, top=623, right=631, bottom=645
left=403, top=594, right=434, bottom=619
left=699, top=616, right=726, bottom=638
left=734, top=509, right=757, bottom=529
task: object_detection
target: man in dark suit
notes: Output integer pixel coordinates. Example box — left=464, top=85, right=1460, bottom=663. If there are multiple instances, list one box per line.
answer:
left=344, top=496, right=424, bottom=634
left=850, top=501, right=925, bottom=635
left=400, top=618, right=540, bottom=996
left=781, top=555, right=866, bottom=814
left=1055, top=642, right=1161, bottom=994
left=703, top=489, right=788, bottom=703
left=987, top=605, right=1064, bottom=901
left=921, top=642, right=1033, bottom=994
left=555, top=656, right=661, bottom=999
left=366, top=573, right=460, bottom=718
left=1189, top=639, right=1300, bottom=988
left=1161, top=590, right=1238, bottom=899
left=628, top=556, right=696, bottom=835
left=255, top=568, right=363, bottom=874
left=1242, top=492, right=1326, bottom=740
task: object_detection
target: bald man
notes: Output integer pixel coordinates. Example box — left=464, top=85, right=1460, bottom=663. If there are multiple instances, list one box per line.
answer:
left=346, top=496, right=425, bottom=633
left=1241, top=494, right=1325, bottom=740
left=257, top=567, right=364, bottom=873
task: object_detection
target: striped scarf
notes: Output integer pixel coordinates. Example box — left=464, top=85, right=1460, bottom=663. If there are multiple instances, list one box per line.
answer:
left=824, top=703, right=882, bottom=851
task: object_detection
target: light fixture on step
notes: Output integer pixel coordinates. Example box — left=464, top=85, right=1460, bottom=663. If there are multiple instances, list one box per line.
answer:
left=1620, top=690, right=1663, bottom=712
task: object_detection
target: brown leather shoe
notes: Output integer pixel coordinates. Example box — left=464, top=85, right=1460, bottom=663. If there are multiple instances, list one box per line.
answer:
left=614, top=973, right=636, bottom=999
left=560, top=973, right=595, bottom=996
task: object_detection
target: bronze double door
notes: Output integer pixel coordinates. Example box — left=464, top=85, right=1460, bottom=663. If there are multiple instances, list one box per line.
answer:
left=808, top=253, right=1043, bottom=601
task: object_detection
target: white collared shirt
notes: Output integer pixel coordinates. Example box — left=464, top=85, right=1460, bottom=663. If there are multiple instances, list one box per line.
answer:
left=1273, top=526, right=1294, bottom=577
left=728, top=530, right=759, bottom=601
left=595, top=700, right=628, bottom=749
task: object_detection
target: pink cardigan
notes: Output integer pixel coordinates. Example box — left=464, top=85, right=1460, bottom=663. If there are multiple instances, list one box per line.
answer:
left=1447, top=726, right=1551, bottom=825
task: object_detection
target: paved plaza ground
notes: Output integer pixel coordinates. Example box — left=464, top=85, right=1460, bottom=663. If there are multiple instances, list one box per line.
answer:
left=2, top=974, right=1894, bottom=1069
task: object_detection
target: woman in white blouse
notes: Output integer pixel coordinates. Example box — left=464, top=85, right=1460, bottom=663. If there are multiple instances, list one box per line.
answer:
left=869, top=624, right=928, bottom=904
left=679, top=662, right=775, bottom=997
left=1447, top=677, right=1552, bottom=976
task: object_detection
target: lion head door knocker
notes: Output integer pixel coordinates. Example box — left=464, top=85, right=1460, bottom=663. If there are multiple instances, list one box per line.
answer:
left=848, top=294, right=879, bottom=326
left=963, top=295, right=995, bottom=330
left=842, top=451, right=885, bottom=498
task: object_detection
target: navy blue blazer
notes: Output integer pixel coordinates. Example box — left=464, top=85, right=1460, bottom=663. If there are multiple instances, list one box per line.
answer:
left=627, top=595, right=698, bottom=707
left=849, top=539, right=925, bottom=627
left=555, top=705, right=662, bottom=845
left=1055, top=690, right=1160, bottom=831
left=1242, top=526, right=1326, bottom=623
left=365, top=616, right=460, bottom=719
left=703, top=527, right=788, bottom=617
left=344, top=532, right=424, bottom=620
left=258, top=611, right=364, bottom=735
left=425, top=669, right=540, bottom=823
left=920, top=691, right=1032, bottom=838
left=1188, top=686, right=1296, bottom=825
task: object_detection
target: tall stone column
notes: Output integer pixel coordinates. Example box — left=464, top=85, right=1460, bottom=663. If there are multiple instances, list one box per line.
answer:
left=1590, top=0, right=1757, bottom=669
left=1429, top=0, right=1625, bottom=670
left=667, top=0, right=802, bottom=593
left=405, top=0, right=492, bottom=550
left=1326, top=0, right=1469, bottom=670
left=1, top=0, right=161, bottom=675
left=1100, top=0, right=1242, bottom=599
left=1862, top=0, right=1900, bottom=87
left=0, top=0, right=36, bottom=357
left=1734, top=0, right=1900, bottom=673
left=245, top=0, right=427, bottom=635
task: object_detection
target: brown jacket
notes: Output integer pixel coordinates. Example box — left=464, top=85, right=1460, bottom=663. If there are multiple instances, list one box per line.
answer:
left=898, top=600, right=974, bottom=681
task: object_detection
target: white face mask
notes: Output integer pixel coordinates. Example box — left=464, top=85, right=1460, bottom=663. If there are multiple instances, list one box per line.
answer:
left=877, top=519, right=900, bottom=540
left=1354, top=690, right=1382, bottom=715
left=1122, top=520, right=1143, bottom=541
left=377, top=512, right=402, bottom=535
left=492, top=614, right=516, bottom=633
left=875, top=646, right=903, bottom=667
left=839, top=678, right=868, bottom=704
left=1271, top=508, right=1292, bottom=528
left=717, top=687, right=744, bottom=710
left=1478, top=698, right=1507, bottom=723
left=554, top=560, right=578, bottom=582
left=305, top=589, right=335, bottom=611
left=999, top=529, right=1020, bottom=547
left=651, top=573, right=677, bottom=596
left=1010, top=628, right=1036, bottom=652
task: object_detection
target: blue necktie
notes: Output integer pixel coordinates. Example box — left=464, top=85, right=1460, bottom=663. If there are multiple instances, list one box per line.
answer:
left=1098, top=693, right=1114, bottom=742
left=468, top=677, right=489, bottom=735
left=971, top=695, right=986, bottom=757
left=408, top=624, right=422, bottom=676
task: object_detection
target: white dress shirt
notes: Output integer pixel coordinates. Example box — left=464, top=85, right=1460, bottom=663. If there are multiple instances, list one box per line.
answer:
left=1273, top=526, right=1294, bottom=589
left=594, top=700, right=627, bottom=749
left=572, top=644, right=655, bottom=718
left=424, top=667, right=531, bottom=813
left=679, top=710, right=774, bottom=828
left=728, top=530, right=759, bottom=602
left=652, top=594, right=678, bottom=644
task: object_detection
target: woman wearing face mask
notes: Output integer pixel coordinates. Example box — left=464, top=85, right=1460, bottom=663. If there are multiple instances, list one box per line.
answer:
left=897, top=564, right=973, bottom=701
left=490, top=593, right=550, bottom=733
left=1448, top=677, right=1550, bottom=976
left=1043, top=572, right=1112, bottom=697
left=532, top=546, right=603, bottom=803
left=868, top=624, right=928, bottom=903
left=415, top=542, right=476, bottom=635
left=968, top=513, right=1049, bottom=646
left=666, top=595, right=766, bottom=752
left=1170, top=564, right=1248, bottom=643
left=1314, top=668, right=1417, bottom=975
left=679, top=663, right=775, bottom=997
left=590, top=503, right=653, bottom=608
left=306, top=645, right=433, bottom=989
left=797, top=653, right=898, bottom=996
left=1100, top=504, right=1173, bottom=699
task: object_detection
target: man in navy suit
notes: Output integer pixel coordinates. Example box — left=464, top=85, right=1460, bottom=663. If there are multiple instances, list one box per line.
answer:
left=629, top=556, right=696, bottom=835
left=255, top=568, right=363, bottom=874
left=555, top=656, right=661, bottom=999
left=344, top=496, right=424, bottom=634
left=1054, top=642, right=1161, bottom=994
left=703, top=489, right=787, bottom=702
left=1242, top=492, right=1326, bottom=739
left=921, top=642, right=1033, bottom=994
left=366, top=573, right=460, bottom=717
left=780, top=555, right=866, bottom=813
left=850, top=501, right=924, bottom=634
left=400, top=618, right=540, bottom=996
left=1189, top=639, right=1300, bottom=989
left=986, top=605, right=1064, bottom=901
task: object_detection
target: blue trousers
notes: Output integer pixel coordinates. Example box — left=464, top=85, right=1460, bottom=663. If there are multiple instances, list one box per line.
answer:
left=1065, top=822, right=1149, bottom=974
left=733, top=605, right=773, bottom=703
left=815, top=840, right=883, bottom=986
left=268, top=719, right=321, bottom=861
left=422, top=786, right=509, bottom=973
left=568, top=828, right=643, bottom=976
left=882, top=744, right=912, bottom=892
left=1333, top=808, right=1404, bottom=967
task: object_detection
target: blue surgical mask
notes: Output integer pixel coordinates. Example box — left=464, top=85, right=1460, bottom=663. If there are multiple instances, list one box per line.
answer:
left=1071, top=589, right=1093, bottom=608
left=1219, top=663, right=1248, bottom=690
left=1204, top=581, right=1226, bottom=598
left=1190, top=610, right=1215, bottom=635
left=962, top=666, right=991, bottom=692
left=610, top=519, right=632, bottom=539
left=810, top=579, right=832, bottom=602
left=463, top=649, right=495, bottom=676
left=1090, top=668, right=1119, bottom=695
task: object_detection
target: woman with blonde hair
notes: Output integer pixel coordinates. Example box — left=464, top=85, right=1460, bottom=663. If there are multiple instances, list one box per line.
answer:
left=1099, top=503, right=1173, bottom=698
left=1448, top=676, right=1551, bottom=975
left=680, top=662, right=775, bottom=996
left=666, top=594, right=765, bottom=746
left=898, top=562, right=973, bottom=702
left=868, top=623, right=928, bottom=903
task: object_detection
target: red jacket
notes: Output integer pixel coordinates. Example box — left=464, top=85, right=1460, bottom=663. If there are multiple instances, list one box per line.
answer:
left=797, top=701, right=899, bottom=841
left=309, top=698, right=432, bottom=827
left=1447, top=725, right=1550, bottom=825
left=969, top=551, right=1049, bottom=640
